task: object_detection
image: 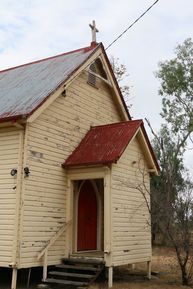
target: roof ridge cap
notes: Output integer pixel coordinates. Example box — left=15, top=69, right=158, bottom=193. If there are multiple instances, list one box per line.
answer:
left=0, top=44, right=99, bottom=74
left=91, top=119, right=143, bottom=129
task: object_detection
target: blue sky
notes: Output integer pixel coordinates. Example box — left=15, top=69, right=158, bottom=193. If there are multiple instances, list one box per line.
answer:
left=0, top=0, right=192, bottom=170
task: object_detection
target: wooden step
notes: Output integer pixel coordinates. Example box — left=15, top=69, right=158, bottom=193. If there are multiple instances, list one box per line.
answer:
left=63, top=257, right=104, bottom=265
left=55, top=264, right=99, bottom=271
left=49, top=270, right=94, bottom=279
left=45, top=278, right=88, bottom=286
left=44, top=257, right=105, bottom=288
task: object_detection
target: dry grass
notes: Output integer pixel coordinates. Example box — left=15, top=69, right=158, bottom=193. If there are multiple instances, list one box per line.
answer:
left=91, top=246, right=192, bottom=289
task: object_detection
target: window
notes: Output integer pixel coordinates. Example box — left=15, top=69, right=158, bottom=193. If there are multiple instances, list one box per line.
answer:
left=87, top=58, right=108, bottom=87
left=88, top=63, right=97, bottom=86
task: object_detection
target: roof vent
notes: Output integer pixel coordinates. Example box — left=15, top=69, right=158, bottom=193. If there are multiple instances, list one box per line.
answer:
left=87, top=58, right=108, bottom=87
left=88, top=63, right=96, bottom=86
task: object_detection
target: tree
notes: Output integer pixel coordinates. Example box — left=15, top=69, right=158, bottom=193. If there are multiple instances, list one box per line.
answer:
left=149, top=38, right=193, bottom=285
left=145, top=120, right=193, bottom=285
left=149, top=124, right=186, bottom=240
left=156, top=38, right=193, bottom=143
left=110, top=56, right=131, bottom=108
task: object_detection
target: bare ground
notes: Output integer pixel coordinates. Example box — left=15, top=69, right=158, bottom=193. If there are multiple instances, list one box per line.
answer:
left=91, top=246, right=192, bottom=289
left=1, top=246, right=192, bottom=289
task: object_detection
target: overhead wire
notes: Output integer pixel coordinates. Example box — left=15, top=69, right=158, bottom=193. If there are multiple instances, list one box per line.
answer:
left=65, top=0, right=159, bottom=88
left=105, top=0, right=159, bottom=51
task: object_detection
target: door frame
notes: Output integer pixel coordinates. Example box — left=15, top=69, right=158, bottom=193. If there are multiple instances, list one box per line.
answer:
left=65, top=166, right=112, bottom=266
left=74, top=179, right=101, bottom=252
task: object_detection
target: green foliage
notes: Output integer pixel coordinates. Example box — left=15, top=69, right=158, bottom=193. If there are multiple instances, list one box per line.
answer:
left=150, top=124, right=193, bottom=284
left=156, top=38, right=193, bottom=139
left=152, top=38, right=193, bottom=213
left=151, top=38, right=193, bottom=285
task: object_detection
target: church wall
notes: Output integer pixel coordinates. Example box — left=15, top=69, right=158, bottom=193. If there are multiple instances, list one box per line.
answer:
left=111, top=136, right=151, bottom=266
left=0, top=127, right=24, bottom=267
left=19, top=70, right=123, bottom=268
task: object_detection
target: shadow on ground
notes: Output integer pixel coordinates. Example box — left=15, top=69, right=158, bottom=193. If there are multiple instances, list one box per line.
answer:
left=1, top=267, right=42, bottom=289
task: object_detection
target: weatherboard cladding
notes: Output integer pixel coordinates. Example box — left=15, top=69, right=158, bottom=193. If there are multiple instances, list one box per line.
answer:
left=63, top=120, right=143, bottom=167
left=0, top=45, right=97, bottom=121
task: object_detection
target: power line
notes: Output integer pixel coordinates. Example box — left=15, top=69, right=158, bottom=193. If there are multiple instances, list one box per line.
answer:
left=65, top=1, right=159, bottom=88
left=105, top=0, right=159, bottom=51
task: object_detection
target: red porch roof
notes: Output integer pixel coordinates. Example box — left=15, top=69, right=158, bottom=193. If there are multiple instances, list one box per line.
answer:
left=63, top=120, right=155, bottom=168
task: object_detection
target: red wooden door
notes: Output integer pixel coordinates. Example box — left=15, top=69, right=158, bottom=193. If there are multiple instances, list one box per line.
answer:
left=77, top=180, right=97, bottom=251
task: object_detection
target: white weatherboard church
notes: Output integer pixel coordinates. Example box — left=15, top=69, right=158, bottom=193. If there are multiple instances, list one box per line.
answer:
left=0, top=22, right=159, bottom=289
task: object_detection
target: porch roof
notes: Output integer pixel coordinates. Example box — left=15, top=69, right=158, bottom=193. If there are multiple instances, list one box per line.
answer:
left=63, top=120, right=159, bottom=171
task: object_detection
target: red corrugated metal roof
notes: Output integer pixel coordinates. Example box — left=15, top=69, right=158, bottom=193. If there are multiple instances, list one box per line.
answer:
left=0, top=44, right=99, bottom=122
left=63, top=120, right=143, bottom=167
left=0, top=43, right=131, bottom=122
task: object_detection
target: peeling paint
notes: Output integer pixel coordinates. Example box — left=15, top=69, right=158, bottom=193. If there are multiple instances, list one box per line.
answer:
left=30, top=150, right=43, bottom=158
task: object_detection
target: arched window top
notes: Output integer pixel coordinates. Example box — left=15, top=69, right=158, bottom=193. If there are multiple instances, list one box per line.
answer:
left=87, top=58, right=108, bottom=86
left=89, top=63, right=96, bottom=73
left=94, top=58, right=107, bottom=80
left=88, top=63, right=96, bottom=86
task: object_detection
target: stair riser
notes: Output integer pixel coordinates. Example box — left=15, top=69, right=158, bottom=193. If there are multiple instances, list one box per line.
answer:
left=45, top=278, right=88, bottom=286
left=56, top=264, right=99, bottom=271
left=49, top=271, right=94, bottom=279
left=62, top=257, right=104, bottom=265
left=44, top=257, right=105, bottom=288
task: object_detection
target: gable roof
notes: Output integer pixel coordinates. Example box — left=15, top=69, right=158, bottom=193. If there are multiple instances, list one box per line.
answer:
left=0, top=43, right=130, bottom=123
left=63, top=120, right=159, bottom=174
left=0, top=44, right=95, bottom=122
left=0, top=45, right=97, bottom=122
